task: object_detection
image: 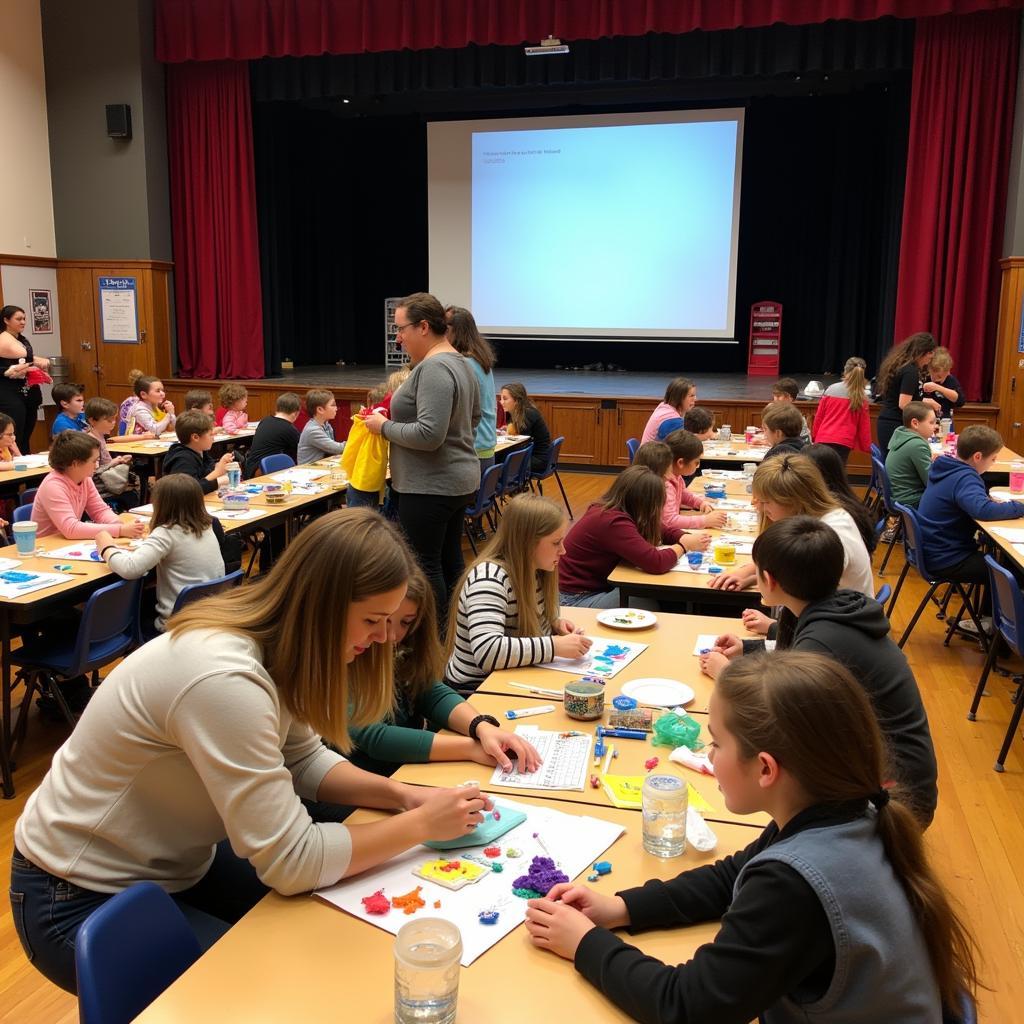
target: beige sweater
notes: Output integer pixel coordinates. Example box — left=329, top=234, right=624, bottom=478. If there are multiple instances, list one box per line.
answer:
left=15, top=629, right=351, bottom=895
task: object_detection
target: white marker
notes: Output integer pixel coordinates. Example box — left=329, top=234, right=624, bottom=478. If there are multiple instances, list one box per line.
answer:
left=505, top=704, right=555, bottom=720
left=508, top=682, right=563, bottom=698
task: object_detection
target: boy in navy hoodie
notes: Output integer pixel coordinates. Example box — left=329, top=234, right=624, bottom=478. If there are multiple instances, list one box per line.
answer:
left=700, top=515, right=938, bottom=825
left=917, top=425, right=1024, bottom=613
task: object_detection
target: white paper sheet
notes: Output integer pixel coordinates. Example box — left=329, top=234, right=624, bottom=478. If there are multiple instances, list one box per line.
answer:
left=10, top=453, right=50, bottom=468
left=488, top=727, right=592, bottom=791
left=271, top=468, right=329, bottom=483
left=692, top=634, right=721, bottom=655
left=533, top=638, right=648, bottom=679
left=314, top=798, right=625, bottom=966
left=991, top=527, right=1024, bottom=542
left=210, top=507, right=265, bottom=521
left=0, top=571, right=71, bottom=599
left=48, top=540, right=142, bottom=562
left=699, top=469, right=744, bottom=479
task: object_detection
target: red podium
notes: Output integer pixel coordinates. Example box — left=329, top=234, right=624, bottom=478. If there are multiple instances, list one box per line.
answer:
left=747, top=300, right=782, bottom=377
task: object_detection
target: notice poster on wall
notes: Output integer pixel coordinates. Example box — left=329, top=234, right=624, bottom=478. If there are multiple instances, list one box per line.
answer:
left=98, top=276, right=139, bottom=343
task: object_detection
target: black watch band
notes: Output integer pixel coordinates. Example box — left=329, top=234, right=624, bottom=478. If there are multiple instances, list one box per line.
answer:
left=468, top=714, right=499, bottom=741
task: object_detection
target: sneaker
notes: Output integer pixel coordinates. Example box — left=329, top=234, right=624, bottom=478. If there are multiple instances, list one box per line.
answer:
left=958, top=616, right=992, bottom=636
left=880, top=526, right=898, bottom=544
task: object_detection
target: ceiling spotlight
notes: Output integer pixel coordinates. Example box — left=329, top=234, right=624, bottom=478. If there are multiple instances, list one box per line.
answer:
left=525, top=35, right=569, bottom=57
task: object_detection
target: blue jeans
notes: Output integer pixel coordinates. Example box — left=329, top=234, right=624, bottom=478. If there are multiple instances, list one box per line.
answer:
left=558, top=588, right=621, bottom=609
left=10, top=841, right=267, bottom=994
left=346, top=485, right=380, bottom=509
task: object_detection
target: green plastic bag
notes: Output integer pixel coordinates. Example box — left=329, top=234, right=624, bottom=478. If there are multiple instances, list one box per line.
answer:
left=652, top=711, right=703, bottom=751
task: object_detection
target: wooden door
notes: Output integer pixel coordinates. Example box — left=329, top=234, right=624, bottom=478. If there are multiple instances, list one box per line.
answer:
left=543, top=398, right=602, bottom=465
left=91, top=268, right=154, bottom=397
left=55, top=267, right=100, bottom=389
left=993, top=258, right=1024, bottom=455
left=608, top=398, right=657, bottom=466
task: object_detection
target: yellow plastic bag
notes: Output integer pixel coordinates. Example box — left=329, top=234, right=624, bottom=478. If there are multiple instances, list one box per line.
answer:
left=342, top=415, right=388, bottom=494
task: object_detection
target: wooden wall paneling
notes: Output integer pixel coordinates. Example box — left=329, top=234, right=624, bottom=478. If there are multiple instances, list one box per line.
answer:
left=55, top=266, right=99, bottom=391
left=544, top=397, right=602, bottom=464
left=993, top=258, right=1024, bottom=454
left=608, top=398, right=657, bottom=466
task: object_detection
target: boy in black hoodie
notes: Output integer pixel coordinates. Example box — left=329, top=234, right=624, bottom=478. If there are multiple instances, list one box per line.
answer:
left=162, top=409, right=235, bottom=494
left=701, top=515, right=938, bottom=825
left=759, top=400, right=806, bottom=462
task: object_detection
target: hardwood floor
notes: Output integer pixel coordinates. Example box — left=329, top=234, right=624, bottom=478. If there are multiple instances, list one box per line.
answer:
left=0, top=469, right=1022, bottom=1023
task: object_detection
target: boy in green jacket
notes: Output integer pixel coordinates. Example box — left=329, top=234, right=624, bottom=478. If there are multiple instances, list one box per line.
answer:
left=885, top=401, right=937, bottom=508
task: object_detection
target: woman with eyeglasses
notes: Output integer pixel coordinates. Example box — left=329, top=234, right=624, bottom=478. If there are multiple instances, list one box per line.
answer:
left=359, top=292, right=481, bottom=628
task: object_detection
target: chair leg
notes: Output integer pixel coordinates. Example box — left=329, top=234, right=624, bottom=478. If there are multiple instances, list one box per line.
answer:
left=898, top=582, right=940, bottom=649
left=553, top=469, right=573, bottom=520
left=42, top=674, right=78, bottom=728
left=968, top=631, right=1001, bottom=720
left=878, top=526, right=901, bottom=576
left=994, top=678, right=1024, bottom=772
left=464, top=521, right=478, bottom=555
left=887, top=562, right=910, bottom=618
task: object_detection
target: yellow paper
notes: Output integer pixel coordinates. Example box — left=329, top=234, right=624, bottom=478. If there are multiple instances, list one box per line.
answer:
left=602, top=774, right=712, bottom=814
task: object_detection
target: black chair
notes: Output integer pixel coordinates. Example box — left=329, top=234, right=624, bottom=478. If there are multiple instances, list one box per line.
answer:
left=967, top=555, right=1024, bottom=771
left=886, top=502, right=984, bottom=650
left=870, top=455, right=902, bottom=576
left=530, top=436, right=572, bottom=519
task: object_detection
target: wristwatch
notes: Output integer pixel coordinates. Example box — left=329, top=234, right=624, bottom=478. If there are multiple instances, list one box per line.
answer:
left=467, top=714, right=499, bottom=740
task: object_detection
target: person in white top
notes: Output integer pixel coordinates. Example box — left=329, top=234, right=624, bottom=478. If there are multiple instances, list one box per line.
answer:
left=708, top=453, right=874, bottom=617
left=12, top=508, right=492, bottom=994
left=95, top=473, right=226, bottom=631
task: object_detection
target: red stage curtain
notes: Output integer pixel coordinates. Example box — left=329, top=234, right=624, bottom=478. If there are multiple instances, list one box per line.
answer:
left=166, top=61, right=265, bottom=379
left=893, top=9, right=1020, bottom=400
left=156, top=0, right=1023, bottom=63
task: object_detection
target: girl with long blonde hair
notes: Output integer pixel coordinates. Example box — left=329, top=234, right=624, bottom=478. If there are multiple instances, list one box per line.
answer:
left=709, top=454, right=874, bottom=615
left=349, top=567, right=541, bottom=774
left=446, top=493, right=591, bottom=691
left=526, top=651, right=977, bottom=1024
left=810, top=356, right=873, bottom=467
left=12, top=509, right=491, bottom=994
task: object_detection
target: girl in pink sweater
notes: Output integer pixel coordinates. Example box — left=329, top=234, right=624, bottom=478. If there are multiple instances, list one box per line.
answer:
left=639, top=377, right=697, bottom=444
left=31, top=432, right=146, bottom=540
left=219, top=382, right=250, bottom=435
left=633, top=436, right=726, bottom=533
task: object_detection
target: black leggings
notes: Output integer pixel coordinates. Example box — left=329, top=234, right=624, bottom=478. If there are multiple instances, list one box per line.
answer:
left=0, top=385, right=41, bottom=453
left=392, top=489, right=475, bottom=630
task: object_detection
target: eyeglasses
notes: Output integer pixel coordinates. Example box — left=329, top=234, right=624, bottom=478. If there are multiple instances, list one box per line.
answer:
left=394, top=320, right=422, bottom=333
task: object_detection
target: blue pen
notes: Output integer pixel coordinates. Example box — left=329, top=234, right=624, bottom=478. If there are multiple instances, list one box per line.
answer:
left=599, top=728, right=647, bottom=740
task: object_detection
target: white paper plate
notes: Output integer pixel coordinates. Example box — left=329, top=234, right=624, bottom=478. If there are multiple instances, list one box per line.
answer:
left=620, top=677, right=695, bottom=707
left=596, top=608, right=657, bottom=630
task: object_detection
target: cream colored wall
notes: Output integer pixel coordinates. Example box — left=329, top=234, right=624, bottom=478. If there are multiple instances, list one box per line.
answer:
left=0, top=0, right=55, bottom=257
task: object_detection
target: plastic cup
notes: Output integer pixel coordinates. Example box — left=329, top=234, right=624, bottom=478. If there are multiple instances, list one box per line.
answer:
left=713, top=541, right=736, bottom=566
left=719, top=424, right=732, bottom=443
left=742, top=462, right=757, bottom=478
left=13, top=460, right=27, bottom=473
left=226, top=464, right=241, bottom=490
left=13, top=521, right=37, bottom=556
left=939, top=418, right=952, bottom=437
left=642, top=774, right=688, bottom=857
left=685, top=551, right=703, bottom=568
left=394, top=918, right=461, bottom=1024
left=1010, top=462, right=1024, bottom=495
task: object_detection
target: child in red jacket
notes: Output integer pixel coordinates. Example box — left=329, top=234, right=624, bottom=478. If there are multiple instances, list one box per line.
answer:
left=811, top=357, right=872, bottom=468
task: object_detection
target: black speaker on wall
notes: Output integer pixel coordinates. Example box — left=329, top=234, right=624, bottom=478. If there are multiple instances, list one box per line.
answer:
left=105, top=103, right=132, bottom=139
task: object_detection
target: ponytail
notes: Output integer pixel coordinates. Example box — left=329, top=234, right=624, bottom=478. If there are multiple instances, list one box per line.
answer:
left=843, top=357, right=867, bottom=413
left=717, top=651, right=978, bottom=1013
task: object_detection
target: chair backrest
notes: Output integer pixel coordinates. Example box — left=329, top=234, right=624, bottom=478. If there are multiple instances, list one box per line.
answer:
left=894, top=501, right=936, bottom=578
left=534, top=436, right=564, bottom=479
left=513, top=443, right=534, bottom=490
left=626, top=437, right=640, bottom=463
left=172, top=568, right=245, bottom=614
left=498, top=447, right=529, bottom=496
left=76, top=881, right=202, bottom=1024
left=17, top=487, right=38, bottom=507
left=117, top=418, right=129, bottom=436
left=69, top=577, right=144, bottom=677
left=466, top=463, right=503, bottom=516
left=260, top=453, right=295, bottom=475
left=874, top=583, right=892, bottom=607
left=871, top=455, right=894, bottom=510
left=870, top=442, right=882, bottom=461
left=12, top=504, right=33, bottom=523
left=985, top=554, right=1024, bottom=657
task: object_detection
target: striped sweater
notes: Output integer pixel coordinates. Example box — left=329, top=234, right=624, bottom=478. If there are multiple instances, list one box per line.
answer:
left=445, top=561, right=555, bottom=691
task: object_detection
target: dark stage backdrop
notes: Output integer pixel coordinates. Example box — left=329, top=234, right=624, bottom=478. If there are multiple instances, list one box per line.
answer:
left=252, top=20, right=912, bottom=378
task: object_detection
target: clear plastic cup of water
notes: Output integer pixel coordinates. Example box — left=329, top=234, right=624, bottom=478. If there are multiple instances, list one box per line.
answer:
left=642, top=774, right=688, bottom=857
left=226, top=463, right=241, bottom=490
left=394, top=918, right=462, bottom=1024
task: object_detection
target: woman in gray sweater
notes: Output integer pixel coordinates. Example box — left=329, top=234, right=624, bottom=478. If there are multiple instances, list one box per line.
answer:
left=361, top=292, right=481, bottom=624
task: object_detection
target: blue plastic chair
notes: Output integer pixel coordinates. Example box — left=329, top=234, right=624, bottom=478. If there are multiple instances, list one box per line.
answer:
left=17, top=487, right=38, bottom=507
left=173, top=568, right=245, bottom=614
left=870, top=442, right=882, bottom=461
left=9, top=577, right=143, bottom=733
left=626, top=437, right=640, bottom=463
left=530, top=436, right=572, bottom=519
left=871, top=456, right=901, bottom=576
left=512, top=442, right=534, bottom=494
left=942, top=989, right=978, bottom=1024
left=496, top=446, right=530, bottom=508
left=863, top=453, right=884, bottom=513
left=464, top=463, right=503, bottom=554
left=76, top=881, right=202, bottom=1024
left=887, top=503, right=984, bottom=650
left=260, top=453, right=295, bottom=475
left=967, top=556, right=1024, bottom=771
left=875, top=583, right=891, bottom=607
left=12, top=504, right=33, bottom=523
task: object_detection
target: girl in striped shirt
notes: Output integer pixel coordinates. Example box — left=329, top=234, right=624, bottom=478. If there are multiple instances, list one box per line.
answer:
left=445, top=494, right=592, bottom=692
